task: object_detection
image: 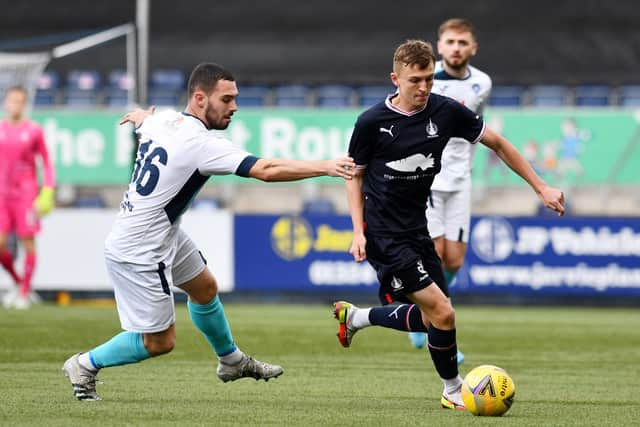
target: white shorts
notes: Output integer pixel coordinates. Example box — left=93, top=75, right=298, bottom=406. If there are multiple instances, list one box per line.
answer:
left=105, top=230, right=207, bottom=333
left=426, top=188, right=471, bottom=243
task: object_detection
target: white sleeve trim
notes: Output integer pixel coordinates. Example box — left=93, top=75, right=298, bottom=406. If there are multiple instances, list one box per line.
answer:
left=470, top=122, right=486, bottom=144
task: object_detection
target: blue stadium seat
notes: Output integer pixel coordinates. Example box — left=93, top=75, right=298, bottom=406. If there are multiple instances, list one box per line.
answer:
left=357, top=85, right=393, bottom=107
left=488, top=85, right=525, bottom=107
left=619, top=85, right=640, bottom=107
left=302, top=198, right=336, bottom=215
left=73, top=195, right=106, bottom=208
left=237, top=85, right=270, bottom=107
left=273, top=85, right=310, bottom=107
left=149, top=69, right=185, bottom=107
left=65, top=70, right=101, bottom=106
left=574, top=84, right=610, bottom=106
left=529, top=85, right=569, bottom=107
left=316, top=85, right=354, bottom=108
left=35, top=70, right=59, bottom=106
left=105, top=70, right=134, bottom=107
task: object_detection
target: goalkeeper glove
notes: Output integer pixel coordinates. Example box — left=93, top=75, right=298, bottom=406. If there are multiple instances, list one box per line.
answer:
left=34, top=187, right=55, bottom=216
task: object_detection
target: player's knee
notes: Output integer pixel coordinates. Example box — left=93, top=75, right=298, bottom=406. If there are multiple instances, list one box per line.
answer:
left=443, top=255, right=463, bottom=273
left=434, top=302, right=456, bottom=329
left=147, top=337, right=175, bottom=356
left=145, top=331, right=176, bottom=356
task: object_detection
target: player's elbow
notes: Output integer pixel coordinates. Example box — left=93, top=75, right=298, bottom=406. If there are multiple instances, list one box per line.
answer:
left=249, top=161, right=278, bottom=182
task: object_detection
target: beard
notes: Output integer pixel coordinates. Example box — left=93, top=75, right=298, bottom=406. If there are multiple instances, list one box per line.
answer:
left=204, top=103, right=230, bottom=130
left=443, top=57, right=468, bottom=71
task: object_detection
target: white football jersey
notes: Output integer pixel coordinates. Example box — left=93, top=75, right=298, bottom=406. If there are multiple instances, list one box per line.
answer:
left=105, top=110, right=255, bottom=265
left=431, top=61, right=492, bottom=191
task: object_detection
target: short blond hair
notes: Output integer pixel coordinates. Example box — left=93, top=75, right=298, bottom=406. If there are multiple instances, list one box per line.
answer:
left=393, top=39, right=436, bottom=70
left=438, top=18, right=476, bottom=39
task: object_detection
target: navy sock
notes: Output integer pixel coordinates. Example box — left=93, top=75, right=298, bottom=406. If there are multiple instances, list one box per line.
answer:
left=368, top=304, right=427, bottom=332
left=427, top=325, right=458, bottom=379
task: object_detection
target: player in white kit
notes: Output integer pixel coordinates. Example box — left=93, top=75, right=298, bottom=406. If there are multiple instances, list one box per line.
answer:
left=62, top=63, right=356, bottom=401
left=408, top=19, right=492, bottom=356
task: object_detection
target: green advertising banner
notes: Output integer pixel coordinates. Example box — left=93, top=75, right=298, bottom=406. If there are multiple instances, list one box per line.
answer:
left=33, top=108, right=640, bottom=186
left=33, top=110, right=135, bottom=184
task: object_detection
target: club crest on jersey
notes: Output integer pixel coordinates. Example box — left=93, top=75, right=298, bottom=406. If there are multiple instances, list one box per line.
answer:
left=426, top=119, right=439, bottom=138
left=391, top=276, right=403, bottom=290
left=417, top=260, right=429, bottom=281
left=472, top=83, right=481, bottom=94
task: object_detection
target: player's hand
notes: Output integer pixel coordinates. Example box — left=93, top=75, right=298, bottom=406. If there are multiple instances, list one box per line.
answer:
left=349, top=232, right=367, bottom=262
left=119, top=106, right=155, bottom=127
left=34, top=187, right=55, bottom=217
left=538, top=185, right=565, bottom=216
left=326, top=157, right=356, bottom=179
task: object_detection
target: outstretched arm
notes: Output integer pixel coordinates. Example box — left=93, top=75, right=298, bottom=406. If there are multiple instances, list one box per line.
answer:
left=481, top=127, right=565, bottom=216
left=247, top=157, right=355, bottom=182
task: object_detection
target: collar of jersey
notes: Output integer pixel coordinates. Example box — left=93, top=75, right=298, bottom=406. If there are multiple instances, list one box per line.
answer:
left=385, top=94, right=428, bottom=116
left=181, top=112, right=211, bottom=130
left=435, top=61, right=471, bottom=80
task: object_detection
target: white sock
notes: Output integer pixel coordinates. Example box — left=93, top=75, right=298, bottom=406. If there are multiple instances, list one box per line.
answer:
left=351, top=308, right=371, bottom=329
left=443, top=375, right=463, bottom=394
left=78, top=352, right=98, bottom=371
left=219, top=348, right=244, bottom=365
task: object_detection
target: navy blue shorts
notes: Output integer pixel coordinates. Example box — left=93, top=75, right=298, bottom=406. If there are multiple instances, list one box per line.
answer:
left=365, top=231, right=448, bottom=305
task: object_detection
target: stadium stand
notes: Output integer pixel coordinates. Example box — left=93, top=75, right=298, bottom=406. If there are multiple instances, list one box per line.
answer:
left=34, top=70, right=59, bottom=106
left=316, top=85, right=354, bottom=108
left=529, top=84, right=570, bottom=107
left=64, top=69, right=101, bottom=106
left=357, top=85, right=393, bottom=108
left=488, top=85, right=525, bottom=107
left=105, top=69, right=133, bottom=107
left=619, top=85, right=640, bottom=107
left=148, top=69, right=185, bottom=106
left=574, top=84, right=611, bottom=106
left=236, top=85, right=270, bottom=107
left=302, top=198, right=336, bottom=215
left=273, top=84, right=310, bottom=107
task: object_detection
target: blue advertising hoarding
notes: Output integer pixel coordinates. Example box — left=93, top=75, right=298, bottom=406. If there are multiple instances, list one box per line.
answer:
left=234, top=214, right=640, bottom=297
left=460, top=216, right=640, bottom=296
left=234, top=214, right=377, bottom=291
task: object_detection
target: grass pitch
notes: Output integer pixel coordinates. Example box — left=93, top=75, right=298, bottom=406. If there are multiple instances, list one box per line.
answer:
left=1, top=302, right=639, bottom=426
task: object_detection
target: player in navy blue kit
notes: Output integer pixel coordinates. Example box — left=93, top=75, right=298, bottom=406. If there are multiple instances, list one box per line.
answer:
left=332, top=39, right=564, bottom=410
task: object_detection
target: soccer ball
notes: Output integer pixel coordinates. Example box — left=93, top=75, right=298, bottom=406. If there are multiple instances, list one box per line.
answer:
left=461, top=365, right=515, bottom=416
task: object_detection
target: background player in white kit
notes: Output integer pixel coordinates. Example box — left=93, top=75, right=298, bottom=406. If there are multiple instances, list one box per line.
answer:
left=408, top=19, right=491, bottom=356
left=62, top=63, right=356, bottom=401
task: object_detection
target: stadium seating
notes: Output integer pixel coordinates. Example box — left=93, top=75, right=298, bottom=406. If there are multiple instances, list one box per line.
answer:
left=34, top=70, right=59, bottom=106
left=316, top=85, right=354, bottom=108
left=105, top=70, right=134, bottom=108
left=529, top=84, right=570, bottom=107
left=273, top=84, right=311, bottom=107
left=619, top=85, right=640, bottom=107
left=149, top=69, right=185, bottom=107
left=31, top=68, right=640, bottom=109
left=236, top=85, right=270, bottom=107
left=574, top=84, right=611, bottom=106
left=302, top=198, right=336, bottom=215
left=357, top=85, right=393, bottom=107
left=488, top=85, right=525, bottom=106
left=65, top=70, right=101, bottom=106
left=73, top=195, right=106, bottom=208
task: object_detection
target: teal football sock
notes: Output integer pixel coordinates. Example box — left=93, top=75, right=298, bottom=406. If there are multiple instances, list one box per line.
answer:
left=444, top=270, right=456, bottom=285
left=188, top=296, right=237, bottom=357
left=89, top=331, right=151, bottom=369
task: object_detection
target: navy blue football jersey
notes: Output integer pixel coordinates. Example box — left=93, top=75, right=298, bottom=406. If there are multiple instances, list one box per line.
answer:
left=348, top=93, right=485, bottom=235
